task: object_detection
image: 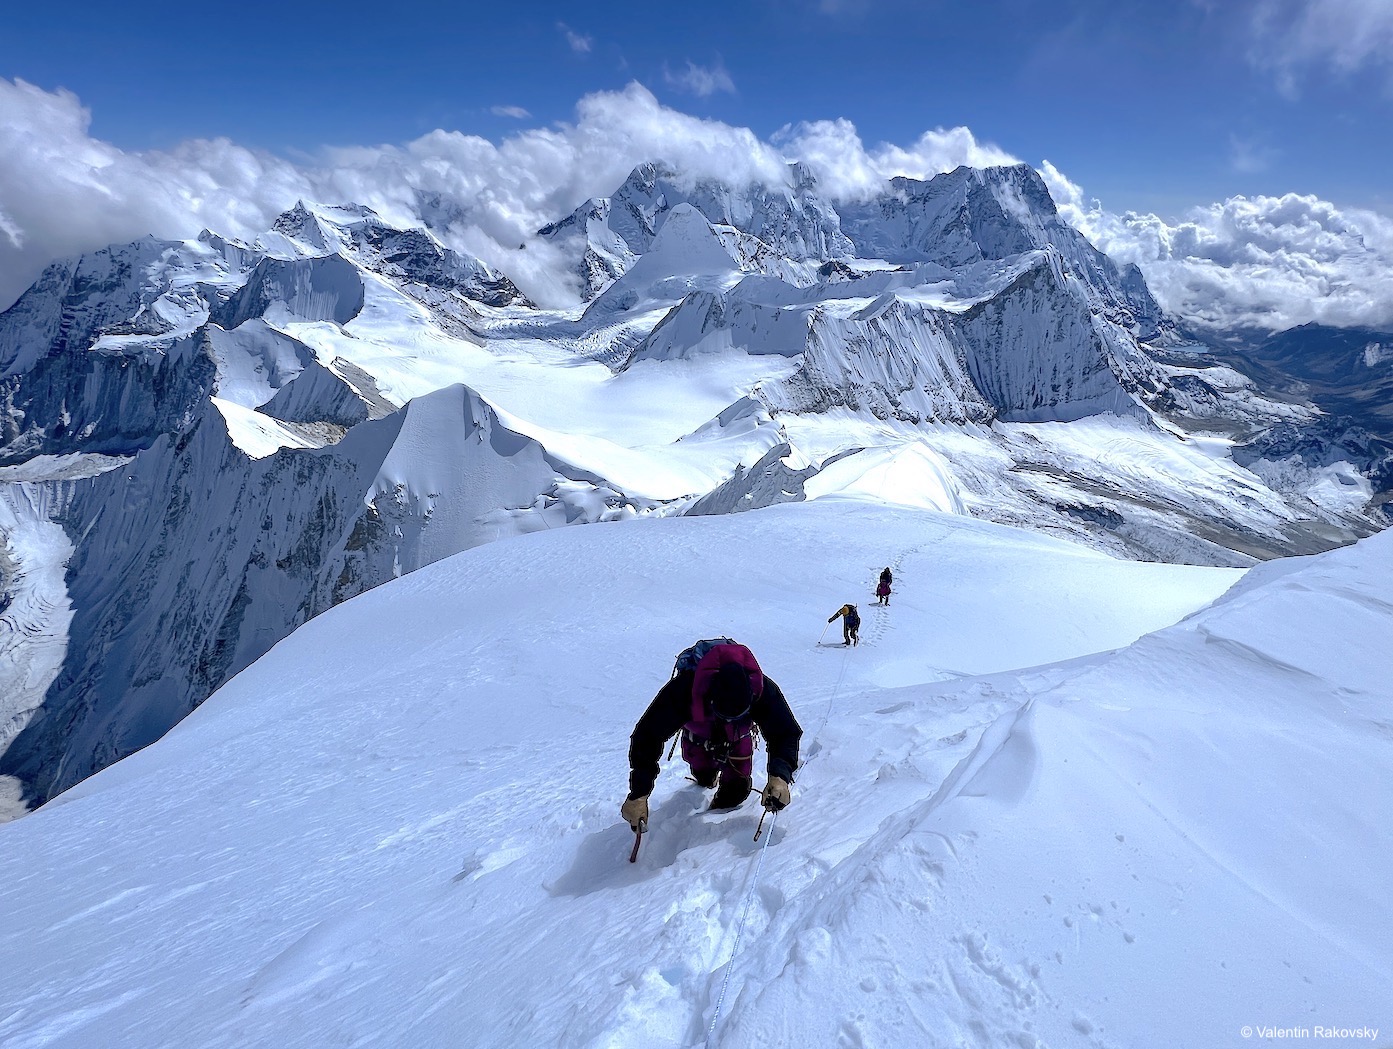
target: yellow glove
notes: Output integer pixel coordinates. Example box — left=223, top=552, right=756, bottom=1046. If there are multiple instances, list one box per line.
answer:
left=761, top=777, right=791, bottom=811
left=621, top=795, right=649, bottom=830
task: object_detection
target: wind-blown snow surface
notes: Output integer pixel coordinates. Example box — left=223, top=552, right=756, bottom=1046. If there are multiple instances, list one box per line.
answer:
left=1, top=499, right=1387, bottom=1048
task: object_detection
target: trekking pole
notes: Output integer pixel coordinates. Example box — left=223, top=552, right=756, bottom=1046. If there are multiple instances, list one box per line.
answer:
left=628, top=818, right=647, bottom=863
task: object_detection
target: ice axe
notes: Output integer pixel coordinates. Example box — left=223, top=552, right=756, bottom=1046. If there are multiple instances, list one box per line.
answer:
left=754, top=791, right=784, bottom=842
left=753, top=808, right=770, bottom=842
left=628, top=818, right=647, bottom=863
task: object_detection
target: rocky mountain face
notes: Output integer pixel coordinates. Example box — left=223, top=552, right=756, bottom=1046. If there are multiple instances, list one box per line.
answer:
left=0, top=167, right=1385, bottom=813
left=1201, top=323, right=1393, bottom=520
left=1, top=386, right=634, bottom=801
left=1220, top=323, right=1393, bottom=421
left=629, top=248, right=1148, bottom=425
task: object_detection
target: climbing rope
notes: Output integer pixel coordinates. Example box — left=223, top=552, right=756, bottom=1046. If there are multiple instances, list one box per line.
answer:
left=703, top=540, right=928, bottom=1043
left=703, top=807, right=777, bottom=1048
left=703, top=641, right=851, bottom=1046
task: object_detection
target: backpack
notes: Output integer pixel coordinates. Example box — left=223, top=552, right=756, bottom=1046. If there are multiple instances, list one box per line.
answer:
left=671, top=638, right=763, bottom=777
left=672, top=637, right=739, bottom=677
left=672, top=638, right=765, bottom=711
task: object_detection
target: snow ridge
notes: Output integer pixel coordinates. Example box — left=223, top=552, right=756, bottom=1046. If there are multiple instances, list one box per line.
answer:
left=0, top=501, right=1385, bottom=1047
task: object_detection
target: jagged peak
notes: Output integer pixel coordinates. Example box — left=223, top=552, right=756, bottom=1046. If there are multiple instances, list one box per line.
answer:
left=788, top=161, right=819, bottom=192
left=537, top=197, right=611, bottom=239
left=272, top=200, right=382, bottom=233
left=265, top=201, right=398, bottom=258
left=887, top=163, right=1055, bottom=209
left=623, top=160, right=682, bottom=192
left=6, top=234, right=196, bottom=305
left=615, top=158, right=824, bottom=202
left=252, top=201, right=525, bottom=305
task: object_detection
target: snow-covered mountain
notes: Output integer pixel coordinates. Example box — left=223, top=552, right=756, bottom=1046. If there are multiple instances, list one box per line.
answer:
left=0, top=163, right=1387, bottom=813
left=539, top=161, right=850, bottom=298
left=0, top=204, right=654, bottom=807
left=544, top=162, right=1169, bottom=343
left=0, top=384, right=635, bottom=801
left=0, top=498, right=1387, bottom=1047
left=836, top=165, right=1171, bottom=340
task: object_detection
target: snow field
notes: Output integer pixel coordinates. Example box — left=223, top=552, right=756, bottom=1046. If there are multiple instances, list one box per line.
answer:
left=0, top=499, right=1388, bottom=1048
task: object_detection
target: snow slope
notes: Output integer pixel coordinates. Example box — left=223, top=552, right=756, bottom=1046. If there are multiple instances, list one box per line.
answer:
left=1, top=498, right=1386, bottom=1047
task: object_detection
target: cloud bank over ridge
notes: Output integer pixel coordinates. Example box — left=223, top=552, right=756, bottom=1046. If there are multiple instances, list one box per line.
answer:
left=1, top=76, right=1390, bottom=332
left=1044, top=161, right=1393, bottom=332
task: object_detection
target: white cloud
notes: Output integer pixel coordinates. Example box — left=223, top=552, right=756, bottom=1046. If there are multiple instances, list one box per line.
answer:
left=557, top=22, right=593, bottom=55
left=1045, top=160, right=1393, bottom=331
left=0, top=79, right=318, bottom=310
left=0, top=205, right=23, bottom=249
left=0, top=77, right=1389, bottom=333
left=490, top=105, right=531, bottom=120
left=774, top=118, right=1019, bottom=199
left=1249, top=0, right=1393, bottom=90
left=0, top=80, right=788, bottom=309
left=663, top=60, right=736, bottom=98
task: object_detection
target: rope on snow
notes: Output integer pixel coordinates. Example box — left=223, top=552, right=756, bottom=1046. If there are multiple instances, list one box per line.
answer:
left=703, top=638, right=851, bottom=1047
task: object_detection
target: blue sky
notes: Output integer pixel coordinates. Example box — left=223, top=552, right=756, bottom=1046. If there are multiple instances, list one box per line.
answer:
left=2, top=0, right=1391, bottom=327
left=3, top=0, right=1390, bottom=219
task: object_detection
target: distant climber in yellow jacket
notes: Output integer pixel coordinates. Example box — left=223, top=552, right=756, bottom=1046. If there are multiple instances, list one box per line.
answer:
left=828, top=604, right=860, bottom=646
